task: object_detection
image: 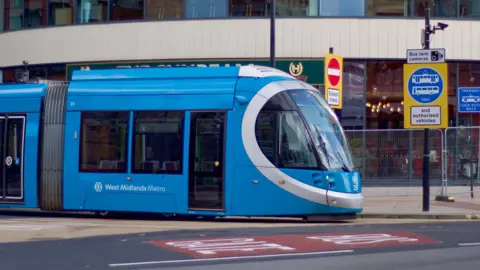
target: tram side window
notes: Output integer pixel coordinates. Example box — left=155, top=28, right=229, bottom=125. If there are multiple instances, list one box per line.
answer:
left=254, top=92, right=318, bottom=169
left=132, top=111, right=184, bottom=174
left=79, top=111, right=129, bottom=172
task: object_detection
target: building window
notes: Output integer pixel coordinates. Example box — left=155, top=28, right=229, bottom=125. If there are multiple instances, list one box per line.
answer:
left=48, top=0, right=73, bottom=25
left=110, top=0, right=144, bottom=21
left=78, top=0, right=108, bottom=23
left=366, top=61, right=405, bottom=130
left=5, top=0, right=46, bottom=31
left=80, top=111, right=129, bottom=173
left=458, top=63, right=480, bottom=126
left=132, top=111, right=184, bottom=174
left=146, top=0, right=183, bottom=19
left=412, top=0, right=457, bottom=17
left=0, top=0, right=4, bottom=31
left=366, top=0, right=409, bottom=16
left=2, top=64, right=66, bottom=83
left=459, top=0, right=480, bottom=18
left=341, top=62, right=366, bottom=130
left=319, top=0, right=365, bottom=17
left=185, top=0, right=227, bottom=18
left=277, top=0, right=316, bottom=16
left=230, top=0, right=270, bottom=16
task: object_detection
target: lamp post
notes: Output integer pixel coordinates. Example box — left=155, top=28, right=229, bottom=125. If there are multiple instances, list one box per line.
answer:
left=269, top=0, right=276, bottom=68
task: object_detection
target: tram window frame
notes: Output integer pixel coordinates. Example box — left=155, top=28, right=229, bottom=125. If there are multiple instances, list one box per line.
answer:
left=131, top=110, right=185, bottom=175
left=79, top=111, right=130, bottom=173
left=254, top=92, right=320, bottom=170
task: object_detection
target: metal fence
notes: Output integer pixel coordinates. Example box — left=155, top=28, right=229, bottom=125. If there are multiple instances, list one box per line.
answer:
left=345, top=129, right=444, bottom=188
left=444, top=126, right=480, bottom=197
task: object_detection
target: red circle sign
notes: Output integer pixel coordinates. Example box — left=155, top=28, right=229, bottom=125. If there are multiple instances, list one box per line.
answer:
left=327, top=58, right=341, bottom=87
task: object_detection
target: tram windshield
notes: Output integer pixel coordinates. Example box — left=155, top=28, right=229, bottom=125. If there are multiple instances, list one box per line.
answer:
left=255, top=89, right=355, bottom=172
left=288, top=90, right=354, bottom=172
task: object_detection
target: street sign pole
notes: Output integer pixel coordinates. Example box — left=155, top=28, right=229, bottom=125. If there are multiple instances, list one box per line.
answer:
left=422, top=8, right=431, bottom=212
left=329, top=47, right=342, bottom=119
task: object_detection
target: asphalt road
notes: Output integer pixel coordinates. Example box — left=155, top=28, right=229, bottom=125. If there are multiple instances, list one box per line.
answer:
left=0, top=219, right=479, bottom=270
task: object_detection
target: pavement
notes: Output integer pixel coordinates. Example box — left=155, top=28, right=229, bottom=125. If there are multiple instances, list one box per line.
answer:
left=0, top=218, right=478, bottom=270
left=360, top=186, right=480, bottom=219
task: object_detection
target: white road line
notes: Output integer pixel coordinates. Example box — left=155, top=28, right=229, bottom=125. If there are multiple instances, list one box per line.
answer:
left=108, top=250, right=354, bottom=267
left=458, top=243, right=480, bottom=246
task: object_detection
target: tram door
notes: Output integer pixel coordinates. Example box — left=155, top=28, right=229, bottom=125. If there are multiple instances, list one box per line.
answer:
left=0, top=116, right=25, bottom=201
left=188, top=112, right=226, bottom=210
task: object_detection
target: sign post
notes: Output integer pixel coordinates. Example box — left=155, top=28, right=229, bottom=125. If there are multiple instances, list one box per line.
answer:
left=324, top=52, right=343, bottom=109
left=403, top=62, right=449, bottom=211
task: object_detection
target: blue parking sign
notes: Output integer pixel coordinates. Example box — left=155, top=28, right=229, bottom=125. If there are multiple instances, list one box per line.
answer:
left=407, top=68, right=443, bottom=104
left=458, top=87, right=480, bottom=113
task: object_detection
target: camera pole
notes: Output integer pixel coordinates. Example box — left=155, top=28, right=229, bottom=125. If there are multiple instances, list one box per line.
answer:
left=422, top=8, right=431, bottom=212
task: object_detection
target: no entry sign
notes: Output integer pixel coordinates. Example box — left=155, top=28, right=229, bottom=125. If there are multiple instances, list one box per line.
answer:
left=324, top=53, right=343, bottom=109
left=327, top=58, right=341, bottom=87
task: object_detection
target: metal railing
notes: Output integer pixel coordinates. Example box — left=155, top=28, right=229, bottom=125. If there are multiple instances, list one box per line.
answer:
left=345, top=129, right=444, bottom=189
left=444, top=126, right=480, bottom=197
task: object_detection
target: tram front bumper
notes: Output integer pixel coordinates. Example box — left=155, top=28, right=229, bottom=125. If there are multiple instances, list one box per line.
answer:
left=326, top=190, right=364, bottom=210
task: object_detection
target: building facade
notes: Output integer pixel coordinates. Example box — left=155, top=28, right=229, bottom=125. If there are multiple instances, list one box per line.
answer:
left=1, top=0, right=480, bottom=186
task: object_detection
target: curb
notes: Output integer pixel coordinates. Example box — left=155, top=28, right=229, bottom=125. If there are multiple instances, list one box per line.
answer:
left=357, top=213, right=480, bottom=220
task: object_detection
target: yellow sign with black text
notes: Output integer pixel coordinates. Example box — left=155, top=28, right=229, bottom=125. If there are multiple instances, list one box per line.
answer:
left=324, top=54, right=343, bottom=109
left=403, top=63, right=448, bottom=129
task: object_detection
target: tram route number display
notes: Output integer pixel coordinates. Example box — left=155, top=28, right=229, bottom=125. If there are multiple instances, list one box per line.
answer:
left=410, top=106, right=441, bottom=125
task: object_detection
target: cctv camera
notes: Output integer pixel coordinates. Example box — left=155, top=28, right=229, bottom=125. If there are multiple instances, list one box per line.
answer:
left=436, top=22, right=449, bottom=30
left=22, top=60, right=28, bottom=65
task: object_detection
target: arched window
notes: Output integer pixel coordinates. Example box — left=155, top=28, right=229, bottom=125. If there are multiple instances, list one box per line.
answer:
left=255, top=92, right=318, bottom=169
left=254, top=89, right=355, bottom=172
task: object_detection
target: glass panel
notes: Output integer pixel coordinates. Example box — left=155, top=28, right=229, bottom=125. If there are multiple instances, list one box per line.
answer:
left=146, top=0, right=183, bottom=19
left=277, top=111, right=318, bottom=168
left=6, top=0, right=46, bottom=31
left=319, top=0, right=365, bottom=17
left=255, top=111, right=278, bottom=165
left=132, top=111, right=184, bottom=174
left=6, top=118, right=23, bottom=198
left=230, top=0, right=270, bottom=16
left=254, top=91, right=318, bottom=168
left=277, top=0, right=316, bottom=16
left=366, top=0, right=408, bottom=16
left=48, top=0, right=73, bottom=25
left=78, top=0, right=108, bottom=23
left=185, top=0, right=227, bottom=18
left=459, top=0, right=480, bottom=18
left=342, top=62, right=365, bottom=130
left=412, top=0, right=457, bottom=17
left=111, top=0, right=144, bottom=21
left=288, top=90, right=354, bottom=171
left=79, top=111, right=129, bottom=173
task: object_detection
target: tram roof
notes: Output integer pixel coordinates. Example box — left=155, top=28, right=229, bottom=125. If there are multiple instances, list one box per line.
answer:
left=0, top=83, right=46, bottom=99
left=70, top=65, right=295, bottom=81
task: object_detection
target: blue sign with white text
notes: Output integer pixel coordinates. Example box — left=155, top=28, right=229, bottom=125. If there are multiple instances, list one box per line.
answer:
left=407, top=68, right=443, bottom=104
left=458, top=87, right=480, bottom=113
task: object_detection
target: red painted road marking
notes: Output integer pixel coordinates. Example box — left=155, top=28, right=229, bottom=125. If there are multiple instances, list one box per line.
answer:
left=327, top=58, right=341, bottom=87
left=147, top=231, right=439, bottom=258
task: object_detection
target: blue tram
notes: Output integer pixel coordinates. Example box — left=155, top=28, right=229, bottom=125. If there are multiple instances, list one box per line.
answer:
left=0, top=65, right=363, bottom=219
